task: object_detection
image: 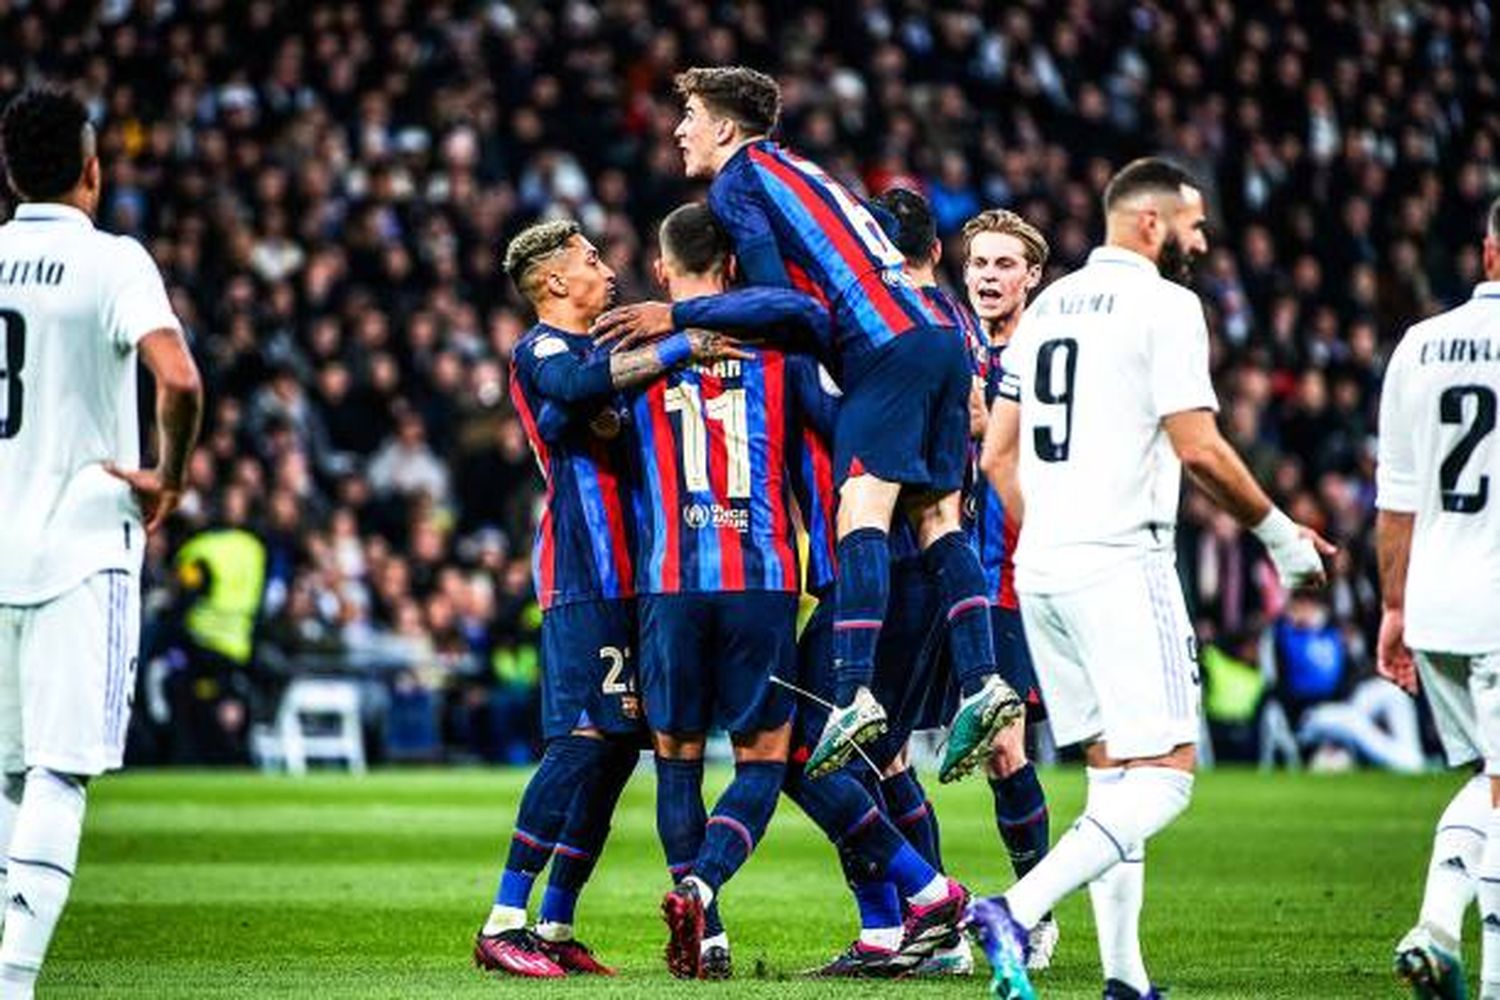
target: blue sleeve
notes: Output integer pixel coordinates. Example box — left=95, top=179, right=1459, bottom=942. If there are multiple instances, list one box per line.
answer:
left=517, top=335, right=614, bottom=406
left=671, top=287, right=831, bottom=353
left=709, top=171, right=793, bottom=288
left=534, top=400, right=573, bottom=444
left=787, top=355, right=839, bottom=441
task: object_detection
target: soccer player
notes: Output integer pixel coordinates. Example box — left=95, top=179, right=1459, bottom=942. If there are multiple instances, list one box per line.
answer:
left=594, top=67, right=1022, bottom=784
left=625, top=203, right=966, bottom=979
left=968, top=158, right=1332, bottom=1000
left=873, top=190, right=1062, bottom=971
left=1378, top=194, right=1500, bottom=999
left=0, top=87, right=204, bottom=1000
left=474, top=219, right=735, bottom=977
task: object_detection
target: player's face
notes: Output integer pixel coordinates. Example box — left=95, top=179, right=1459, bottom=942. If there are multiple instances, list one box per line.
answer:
left=964, top=231, right=1040, bottom=326
left=557, top=235, right=617, bottom=315
left=1159, top=186, right=1209, bottom=284
left=675, top=95, right=724, bottom=179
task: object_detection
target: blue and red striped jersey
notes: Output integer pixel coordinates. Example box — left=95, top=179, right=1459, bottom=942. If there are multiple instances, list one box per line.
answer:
left=966, top=329, right=1021, bottom=611
left=923, top=285, right=988, bottom=379
left=627, top=348, right=800, bottom=594
left=709, top=141, right=951, bottom=370
left=510, top=323, right=636, bottom=611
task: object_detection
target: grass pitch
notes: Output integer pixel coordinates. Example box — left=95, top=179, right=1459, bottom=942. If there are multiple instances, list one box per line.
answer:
left=47, top=765, right=1463, bottom=998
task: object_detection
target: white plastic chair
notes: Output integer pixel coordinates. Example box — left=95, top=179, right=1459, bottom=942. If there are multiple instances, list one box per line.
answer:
left=252, top=677, right=366, bottom=776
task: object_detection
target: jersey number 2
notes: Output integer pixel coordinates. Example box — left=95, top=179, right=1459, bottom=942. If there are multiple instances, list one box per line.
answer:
left=1033, top=338, right=1078, bottom=463
left=1440, top=385, right=1496, bottom=513
left=0, top=309, right=24, bottom=440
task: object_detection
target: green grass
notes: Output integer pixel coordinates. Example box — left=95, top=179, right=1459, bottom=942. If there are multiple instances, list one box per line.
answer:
left=44, top=765, right=1468, bottom=997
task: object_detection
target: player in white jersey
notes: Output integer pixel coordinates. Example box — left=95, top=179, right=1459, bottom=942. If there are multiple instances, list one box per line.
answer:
left=965, top=158, right=1331, bottom=1000
left=1379, top=195, right=1500, bottom=1000
left=0, top=88, right=202, bottom=998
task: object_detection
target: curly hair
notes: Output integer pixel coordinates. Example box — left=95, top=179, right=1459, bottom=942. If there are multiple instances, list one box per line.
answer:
left=961, top=209, right=1050, bottom=270
left=674, top=66, right=781, bottom=136
left=503, top=219, right=581, bottom=301
left=0, top=86, right=90, bottom=201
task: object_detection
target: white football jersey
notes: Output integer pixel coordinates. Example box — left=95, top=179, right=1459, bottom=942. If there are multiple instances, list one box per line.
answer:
left=0, top=203, right=180, bottom=603
left=1376, top=281, right=1500, bottom=654
left=999, top=245, right=1218, bottom=594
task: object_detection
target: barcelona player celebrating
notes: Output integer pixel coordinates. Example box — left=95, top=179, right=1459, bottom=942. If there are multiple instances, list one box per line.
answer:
left=595, top=67, right=1022, bottom=784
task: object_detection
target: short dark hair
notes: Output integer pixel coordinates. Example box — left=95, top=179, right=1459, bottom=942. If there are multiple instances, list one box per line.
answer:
left=1489, top=194, right=1500, bottom=240
left=1103, top=157, right=1200, bottom=212
left=503, top=219, right=581, bottom=301
left=659, top=203, right=731, bottom=276
left=675, top=66, right=781, bottom=136
left=872, top=188, right=936, bottom=265
left=0, top=86, right=91, bottom=201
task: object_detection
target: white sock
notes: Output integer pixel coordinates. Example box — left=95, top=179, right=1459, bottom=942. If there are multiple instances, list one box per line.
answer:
left=701, top=931, right=729, bottom=954
left=1420, top=774, right=1487, bottom=943
left=1084, top=768, right=1150, bottom=993
left=0, top=775, right=22, bottom=927
left=533, top=920, right=572, bottom=942
left=909, top=874, right=950, bottom=907
left=685, top=875, right=715, bottom=909
left=482, top=905, right=527, bottom=936
left=1480, top=807, right=1500, bottom=998
left=0, top=769, right=86, bottom=996
left=1007, top=766, right=1192, bottom=929
left=860, top=926, right=902, bottom=951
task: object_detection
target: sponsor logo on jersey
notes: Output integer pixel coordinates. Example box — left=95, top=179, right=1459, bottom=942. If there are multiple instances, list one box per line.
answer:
left=683, top=502, right=749, bottom=532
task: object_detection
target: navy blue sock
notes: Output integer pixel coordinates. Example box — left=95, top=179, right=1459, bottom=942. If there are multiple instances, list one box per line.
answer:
left=654, top=756, right=706, bottom=882
left=784, top=764, right=936, bottom=899
left=495, top=734, right=607, bottom=909
left=990, top=763, right=1050, bottom=880
left=540, top=742, right=638, bottom=925
left=881, top=769, right=943, bottom=871
left=695, top=760, right=785, bottom=892
left=852, top=880, right=902, bottom=932
left=922, top=531, right=996, bottom=697
left=834, top=527, right=891, bottom=704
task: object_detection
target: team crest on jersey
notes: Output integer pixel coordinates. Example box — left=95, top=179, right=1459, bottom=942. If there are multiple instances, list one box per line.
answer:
left=532, top=335, right=567, bottom=359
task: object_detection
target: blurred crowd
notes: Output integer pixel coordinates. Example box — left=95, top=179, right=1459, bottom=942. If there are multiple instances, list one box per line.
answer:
left=2, top=0, right=1495, bottom=766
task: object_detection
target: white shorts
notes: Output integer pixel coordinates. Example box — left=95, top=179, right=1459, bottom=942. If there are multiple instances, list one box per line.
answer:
left=1415, top=650, right=1500, bottom=774
left=1019, top=552, right=1200, bottom=760
left=0, top=570, right=139, bottom=776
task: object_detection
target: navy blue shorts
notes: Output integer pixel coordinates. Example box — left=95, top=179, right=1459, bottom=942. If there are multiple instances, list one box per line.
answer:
left=640, top=591, right=798, bottom=737
left=540, top=599, right=644, bottom=741
left=992, top=604, right=1046, bottom=722
left=793, top=561, right=946, bottom=768
left=835, top=325, right=972, bottom=492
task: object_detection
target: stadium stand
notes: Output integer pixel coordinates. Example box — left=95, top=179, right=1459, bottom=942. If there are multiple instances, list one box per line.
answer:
left=2, top=0, right=1495, bottom=765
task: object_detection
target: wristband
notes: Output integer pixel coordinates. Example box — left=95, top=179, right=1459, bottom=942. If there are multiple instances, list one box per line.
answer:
left=1251, top=506, right=1300, bottom=549
left=655, top=332, right=693, bottom=368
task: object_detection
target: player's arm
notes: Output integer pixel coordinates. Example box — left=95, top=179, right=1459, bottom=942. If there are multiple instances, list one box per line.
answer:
left=673, top=287, right=831, bottom=352
left=1162, top=409, right=1334, bottom=586
left=1372, top=338, right=1419, bottom=693
left=109, top=328, right=204, bottom=533
left=528, top=330, right=745, bottom=405
left=980, top=396, right=1024, bottom=525
left=787, top=355, right=841, bottom=441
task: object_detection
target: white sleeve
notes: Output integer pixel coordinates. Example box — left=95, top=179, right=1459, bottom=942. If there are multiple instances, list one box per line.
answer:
left=1149, top=292, right=1219, bottom=418
left=104, top=237, right=180, bottom=352
left=1375, top=336, right=1419, bottom=512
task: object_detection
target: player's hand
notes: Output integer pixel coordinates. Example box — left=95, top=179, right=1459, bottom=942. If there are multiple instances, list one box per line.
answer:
left=687, top=328, right=755, bottom=363
left=104, top=463, right=183, bottom=534
left=592, top=301, right=674, bottom=351
left=1268, top=524, right=1337, bottom=591
left=1376, top=607, right=1418, bottom=695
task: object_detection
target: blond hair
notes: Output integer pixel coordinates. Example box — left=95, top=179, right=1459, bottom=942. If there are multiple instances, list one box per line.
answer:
left=961, top=209, right=1049, bottom=269
left=503, top=219, right=581, bottom=302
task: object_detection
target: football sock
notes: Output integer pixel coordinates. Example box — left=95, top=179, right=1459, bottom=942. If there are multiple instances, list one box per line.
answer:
left=655, top=754, right=707, bottom=874
left=488, top=734, right=608, bottom=931
left=1007, top=766, right=1192, bottom=929
left=539, top=741, right=639, bottom=933
left=833, top=528, right=890, bottom=704
left=694, top=761, right=784, bottom=893
left=1479, top=807, right=1500, bottom=998
left=920, top=531, right=995, bottom=697
left=991, top=763, right=1050, bottom=880
left=882, top=769, right=943, bottom=870
left=1420, top=773, right=1487, bottom=943
left=1084, top=767, right=1149, bottom=993
left=852, top=880, right=903, bottom=948
left=0, top=773, right=22, bottom=913
left=0, top=769, right=86, bottom=994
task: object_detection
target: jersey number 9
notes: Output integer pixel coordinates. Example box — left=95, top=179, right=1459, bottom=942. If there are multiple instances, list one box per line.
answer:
left=1033, top=338, right=1078, bottom=463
